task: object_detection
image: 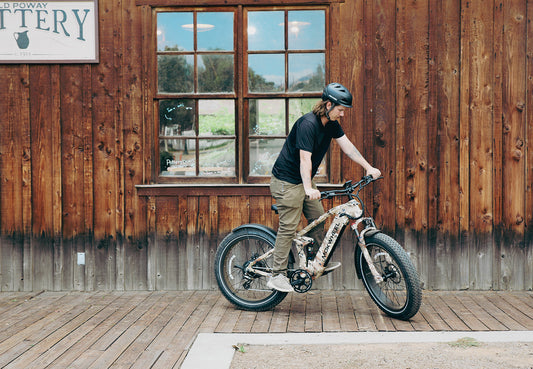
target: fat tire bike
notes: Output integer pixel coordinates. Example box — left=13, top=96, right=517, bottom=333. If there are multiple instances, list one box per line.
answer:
left=214, top=176, right=422, bottom=320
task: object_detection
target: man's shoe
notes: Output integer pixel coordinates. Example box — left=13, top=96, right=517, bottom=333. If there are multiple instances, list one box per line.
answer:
left=267, top=274, right=293, bottom=292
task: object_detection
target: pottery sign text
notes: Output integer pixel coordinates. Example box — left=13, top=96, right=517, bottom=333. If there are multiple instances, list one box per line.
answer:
left=0, top=1, right=98, bottom=63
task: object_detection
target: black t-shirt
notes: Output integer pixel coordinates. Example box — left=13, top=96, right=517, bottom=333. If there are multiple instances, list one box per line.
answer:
left=272, top=112, right=344, bottom=184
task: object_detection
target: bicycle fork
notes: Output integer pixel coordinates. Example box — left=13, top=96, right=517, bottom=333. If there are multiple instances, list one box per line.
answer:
left=352, top=218, right=393, bottom=285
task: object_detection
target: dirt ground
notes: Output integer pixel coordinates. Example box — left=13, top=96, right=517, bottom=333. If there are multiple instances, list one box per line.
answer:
left=230, top=339, right=533, bottom=369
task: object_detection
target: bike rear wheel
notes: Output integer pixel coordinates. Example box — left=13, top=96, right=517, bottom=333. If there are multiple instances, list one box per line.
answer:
left=355, top=233, right=422, bottom=320
left=215, top=226, right=289, bottom=311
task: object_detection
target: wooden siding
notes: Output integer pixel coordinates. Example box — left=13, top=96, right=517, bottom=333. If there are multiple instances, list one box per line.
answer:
left=0, top=0, right=532, bottom=291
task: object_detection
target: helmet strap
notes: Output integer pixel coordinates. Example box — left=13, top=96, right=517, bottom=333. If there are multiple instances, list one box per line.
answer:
left=325, top=102, right=336, bottom=121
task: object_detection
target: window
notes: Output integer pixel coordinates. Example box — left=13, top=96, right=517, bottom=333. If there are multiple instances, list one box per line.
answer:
left=156, top=7, right=327, bottom=183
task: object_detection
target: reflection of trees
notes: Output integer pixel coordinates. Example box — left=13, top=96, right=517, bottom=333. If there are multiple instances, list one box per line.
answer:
left=290, top=63, right=325, bottom=91
left=159, top=99, right=194, bottom=134
left=199, top=54, right=234, bottom=92
left=248, top=69, right=277, bottom=92
left=158, top=52, right=193, bottom=93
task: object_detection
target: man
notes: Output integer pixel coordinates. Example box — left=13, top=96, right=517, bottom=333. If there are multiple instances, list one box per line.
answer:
left=267, top=82, right=382, bottom=292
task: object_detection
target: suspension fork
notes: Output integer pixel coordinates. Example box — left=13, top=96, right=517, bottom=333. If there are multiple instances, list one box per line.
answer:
left=352, top=218, right=384, bottom=284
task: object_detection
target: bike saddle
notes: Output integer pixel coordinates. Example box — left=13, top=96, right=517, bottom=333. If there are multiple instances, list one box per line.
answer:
left=271, top=204, right=278, bottom=214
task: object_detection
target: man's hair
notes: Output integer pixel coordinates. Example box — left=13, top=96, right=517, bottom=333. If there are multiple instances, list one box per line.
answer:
left=312, top=100, right=329, bottom=118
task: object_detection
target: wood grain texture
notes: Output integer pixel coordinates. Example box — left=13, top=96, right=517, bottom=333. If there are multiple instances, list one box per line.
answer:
left=0, top=0, right=531, bottom=291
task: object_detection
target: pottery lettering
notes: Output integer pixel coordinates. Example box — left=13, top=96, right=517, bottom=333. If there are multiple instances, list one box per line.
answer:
left=0, top=7, right=91, bottom=41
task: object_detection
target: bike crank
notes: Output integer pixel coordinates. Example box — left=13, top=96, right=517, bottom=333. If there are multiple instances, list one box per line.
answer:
left=289, top=269, right=313, bottom=293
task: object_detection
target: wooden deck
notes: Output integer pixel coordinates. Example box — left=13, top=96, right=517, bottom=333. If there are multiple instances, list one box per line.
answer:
left=0, top=290, right=531, bottom=368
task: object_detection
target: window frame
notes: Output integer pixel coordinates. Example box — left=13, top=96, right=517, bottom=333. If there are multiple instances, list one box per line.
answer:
left=152, top=5, right=330, bottom=184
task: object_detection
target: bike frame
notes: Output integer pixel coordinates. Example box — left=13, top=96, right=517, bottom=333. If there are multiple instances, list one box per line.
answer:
left=246, top=196, right=385, bottom=283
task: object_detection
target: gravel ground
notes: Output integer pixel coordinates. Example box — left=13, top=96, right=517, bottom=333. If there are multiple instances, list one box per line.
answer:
left=231, top=340, right=533, bottom=369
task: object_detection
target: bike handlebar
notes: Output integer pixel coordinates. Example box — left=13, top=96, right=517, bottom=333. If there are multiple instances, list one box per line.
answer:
left=320, top=175, right=383, bottom=200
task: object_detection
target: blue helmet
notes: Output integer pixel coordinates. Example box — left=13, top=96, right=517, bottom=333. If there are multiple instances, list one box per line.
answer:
left=322, top=82, right=353, bottom=108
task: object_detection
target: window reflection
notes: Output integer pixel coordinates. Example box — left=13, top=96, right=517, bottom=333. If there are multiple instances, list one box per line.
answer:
left=249, top=99, right=285, bottom=135
left=249, top=138, right=285, bottom=176
left=160, top=139, right=196, bottom=175
left=248, top=11, right=284, bottom=51
left=159, top=99, right=195, bottom=136
left=157, top=12, right=193, bottom=51
left=288, top=10, right=325, bottom=50
left=198, top=12, right=234, bottom=51
left=199, top=100, right=235, bottom=136
left=248, top=54, right=284, bottom=92
left=199, top=139, right=235, bottom=176
left=288, top=53, right=325, bottom=92
left=198, top=55, right=234, bottom=93
left=158, top=55, right=194, bottom=93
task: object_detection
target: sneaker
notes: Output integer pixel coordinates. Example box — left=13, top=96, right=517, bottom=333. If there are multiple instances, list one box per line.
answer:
left=267, top=274, right=294, bottom=292
left=324, top=261, right=341, bottom=273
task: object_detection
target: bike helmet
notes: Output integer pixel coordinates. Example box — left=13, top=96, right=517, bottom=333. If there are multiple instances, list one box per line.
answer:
left=321, top=82, right=353, bottom=108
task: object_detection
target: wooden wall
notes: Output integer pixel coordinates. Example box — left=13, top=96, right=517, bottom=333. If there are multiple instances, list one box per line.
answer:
left=0, top=0, right=531, bottom=292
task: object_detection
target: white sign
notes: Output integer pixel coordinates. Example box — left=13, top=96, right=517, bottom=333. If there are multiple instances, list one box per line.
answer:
left=0, top=1, right=98, bottom=63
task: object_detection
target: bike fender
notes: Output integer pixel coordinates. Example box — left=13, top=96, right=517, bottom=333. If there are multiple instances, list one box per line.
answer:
left=232, top=223, right=277, bottom=239
left=363, top=229, right=381, bottom=239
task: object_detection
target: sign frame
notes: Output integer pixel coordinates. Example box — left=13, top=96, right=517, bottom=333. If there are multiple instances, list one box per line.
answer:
left=0, top=0, right=99, bottom=63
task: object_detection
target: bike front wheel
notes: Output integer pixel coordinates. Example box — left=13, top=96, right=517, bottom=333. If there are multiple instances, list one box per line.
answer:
left=355, top=232, right=422, bottom=320
left=214, top=226, right=289, bottom=311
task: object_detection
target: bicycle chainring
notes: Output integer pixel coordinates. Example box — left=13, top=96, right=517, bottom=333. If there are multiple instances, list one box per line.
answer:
left=289, top=269, right=313, bottom=293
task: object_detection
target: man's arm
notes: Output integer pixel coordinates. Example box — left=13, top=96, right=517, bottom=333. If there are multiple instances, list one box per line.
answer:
left=300, top=150, right=321, bottom=200
left=335, top=135, right=381, bottom=178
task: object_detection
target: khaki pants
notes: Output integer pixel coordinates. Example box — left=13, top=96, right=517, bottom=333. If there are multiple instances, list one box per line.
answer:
left=270, top=176, right=325, bottom=275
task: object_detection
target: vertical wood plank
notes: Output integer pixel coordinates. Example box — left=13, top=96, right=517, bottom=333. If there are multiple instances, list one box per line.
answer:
left=501, top=0, right=527, bottom=290
left=30, top=65, right=55, bottom=290
left=465, top=0, right=495, bottom=290
left=396, top=0, right=430, bottom=285
left=155, top=197, right=179, bottom=290
left=92, top=0, right=119, bottom=289
left=122, top=0, right=148, bottom=291
left=525, top=0, right=533, bottom=290
left=430, top=0, right=461, bottom=289
left=339, top=0, right=365, bottom=184
left=492, top=0, right=504, bottom=290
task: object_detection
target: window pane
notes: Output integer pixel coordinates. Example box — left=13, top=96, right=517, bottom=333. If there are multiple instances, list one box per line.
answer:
left=198, top=12, right=234, bottom=51
left=249, top=138, right=285, bottom=176
left=199, top=139, right=235, bottom=176
left=160, top=139, right=196, bottom=175
left=158, top=55, right=194, bottom=93
left=198, top=54, right=234, bottom=93
left=249, top=99, right=285, bottom=135
left=159, top=99, right=195, bottom=136
left=288, top=10, right=325, bottom=50
left=288, top=98, right=317, bottom=130
left=288, top=53, right=325, bottom=92
left=157, top=12, right=193, bottom=51
left=248, top=54, right=284, bottom=92
left=248, top=11, right=284, bottom=51
left=199, top=100, right=235, bottom=136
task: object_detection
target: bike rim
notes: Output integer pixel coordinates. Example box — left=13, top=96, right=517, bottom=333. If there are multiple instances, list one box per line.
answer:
left=220, top=235, right=278, bottom=304
left=361, top=243, right=409, bottom=313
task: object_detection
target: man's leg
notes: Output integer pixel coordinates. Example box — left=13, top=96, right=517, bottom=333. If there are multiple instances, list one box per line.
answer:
left=302, top=181, right=325, bottom=254
left=270, top=177, right=305, bottom=275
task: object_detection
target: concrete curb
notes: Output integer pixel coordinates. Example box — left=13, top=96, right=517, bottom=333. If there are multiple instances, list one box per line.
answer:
left=181, top=331, right=533, bottom=369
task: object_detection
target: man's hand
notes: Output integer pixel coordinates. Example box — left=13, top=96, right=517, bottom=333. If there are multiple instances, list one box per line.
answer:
left=304, top=187, right=321, bottom=200
left=366, top=167, right=381, bottom=179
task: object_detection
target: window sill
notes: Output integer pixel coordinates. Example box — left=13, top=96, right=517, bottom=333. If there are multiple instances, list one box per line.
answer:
left=136, top=183, right=343, bottom=197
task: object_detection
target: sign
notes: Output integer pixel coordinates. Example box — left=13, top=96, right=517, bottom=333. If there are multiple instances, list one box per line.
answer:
left=0, top=1, right=98, bottom=63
